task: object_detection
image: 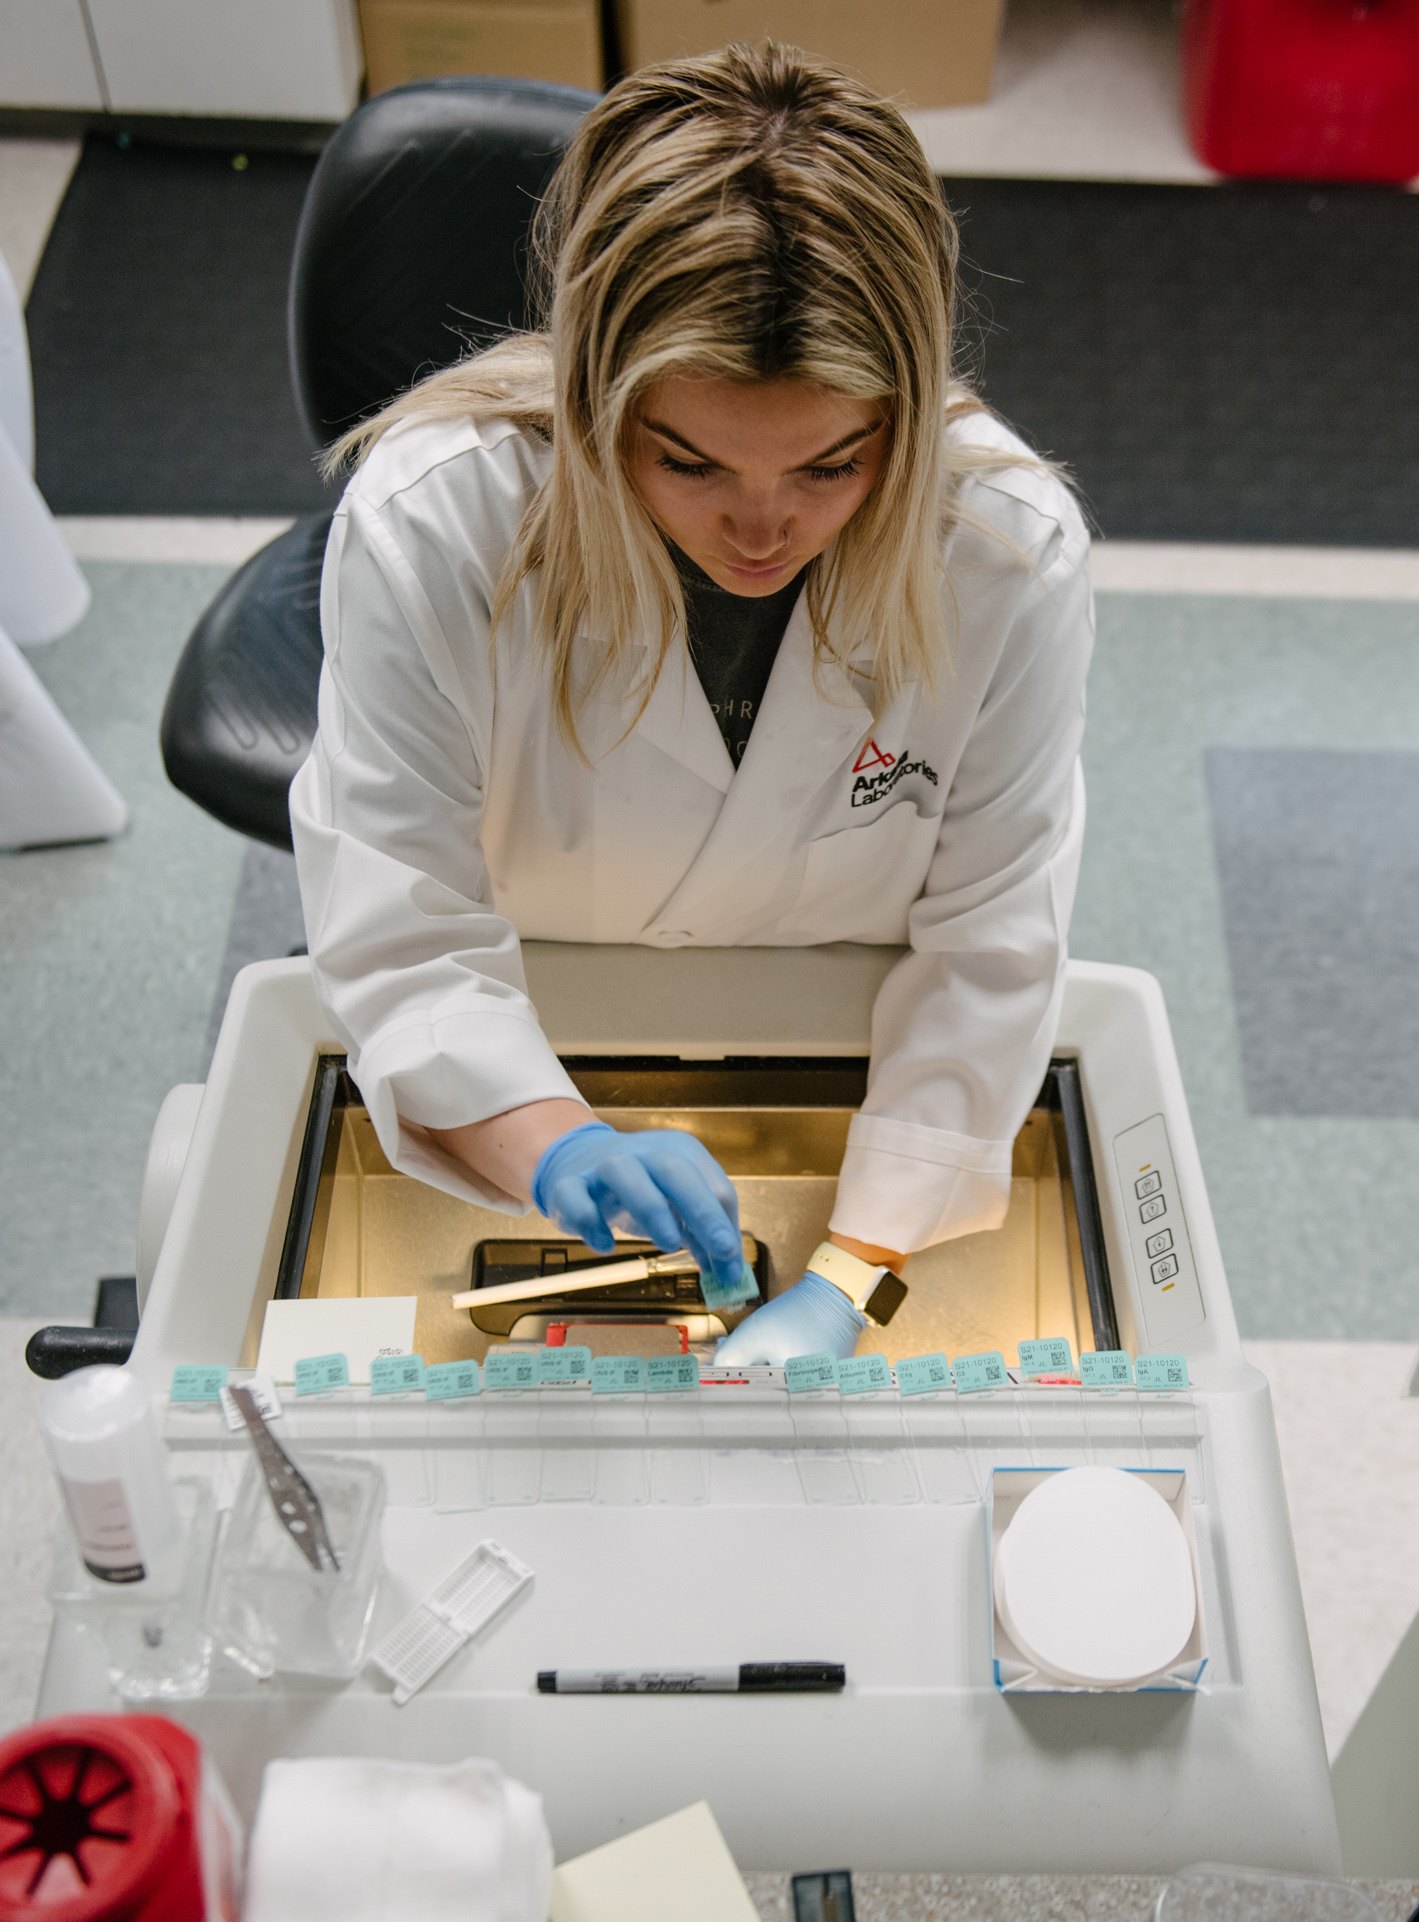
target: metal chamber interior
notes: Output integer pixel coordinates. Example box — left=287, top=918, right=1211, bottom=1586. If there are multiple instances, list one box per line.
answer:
left=271, top=1057, right=1110, bottom=1368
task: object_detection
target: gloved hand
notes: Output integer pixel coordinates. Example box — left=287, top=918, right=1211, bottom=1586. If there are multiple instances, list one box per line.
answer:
left=713, top=1271, right=865, bottom=1367
left=531, top=1121, right=744, bottom=1300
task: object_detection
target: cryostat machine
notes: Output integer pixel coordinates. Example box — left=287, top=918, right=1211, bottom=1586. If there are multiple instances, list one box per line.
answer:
left=39, top=948, right=1339, bottom=1873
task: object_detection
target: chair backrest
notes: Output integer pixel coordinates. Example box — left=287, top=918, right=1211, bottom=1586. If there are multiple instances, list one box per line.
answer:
left=288, top=75, right=598, bottom=448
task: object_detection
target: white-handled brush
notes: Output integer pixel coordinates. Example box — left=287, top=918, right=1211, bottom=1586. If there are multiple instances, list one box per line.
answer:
left=451, top=1249, right=758, bottom=1312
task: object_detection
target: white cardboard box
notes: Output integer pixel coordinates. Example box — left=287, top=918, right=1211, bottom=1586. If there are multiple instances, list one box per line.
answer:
left=989, top=1466, right=1208, bottom=1693
left=84, top=0, right=363, bottom=119
left=0, top=0, right=105, bottom=108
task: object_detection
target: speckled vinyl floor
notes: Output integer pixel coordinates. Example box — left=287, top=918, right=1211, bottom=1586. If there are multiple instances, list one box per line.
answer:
left=1071, top=592, right=1419, bottom=1341
left=0, top=561, right=240, bottom=1317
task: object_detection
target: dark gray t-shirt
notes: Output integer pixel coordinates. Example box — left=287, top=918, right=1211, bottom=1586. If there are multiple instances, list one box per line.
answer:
left=670, top=541, right=806, bottom=767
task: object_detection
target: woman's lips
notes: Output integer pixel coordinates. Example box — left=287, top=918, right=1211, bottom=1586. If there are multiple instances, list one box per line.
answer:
left=723, top=556, right=792, bottom=579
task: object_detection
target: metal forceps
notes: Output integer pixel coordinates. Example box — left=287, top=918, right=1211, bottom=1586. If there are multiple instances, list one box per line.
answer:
left=228, top=1383, right=341, bottom=1572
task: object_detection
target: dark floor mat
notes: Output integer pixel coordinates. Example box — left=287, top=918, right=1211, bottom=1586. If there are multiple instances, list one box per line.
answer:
left=943, top=175, right=1419, bottom=546
left=28, top=136, right=328, bottom=517
left=25, top=143, right=1419, bottom=540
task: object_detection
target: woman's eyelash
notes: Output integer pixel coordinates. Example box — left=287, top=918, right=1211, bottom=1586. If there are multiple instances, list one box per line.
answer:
left=655, top=453, right=862, bottom=482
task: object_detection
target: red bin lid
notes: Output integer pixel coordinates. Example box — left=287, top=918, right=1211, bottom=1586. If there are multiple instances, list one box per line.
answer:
left=0, top=1717, right=186, bottom=1921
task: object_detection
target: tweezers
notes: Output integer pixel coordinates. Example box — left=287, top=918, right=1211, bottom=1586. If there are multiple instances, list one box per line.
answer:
left=229, top=1382, right=341, bottom=1573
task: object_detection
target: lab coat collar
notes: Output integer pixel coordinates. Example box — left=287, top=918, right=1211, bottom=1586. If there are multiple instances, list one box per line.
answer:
left=629, top=627, right=737, bottom=795
left=625, top=586, right=873, bottom=800
left=736, top=592, right=876, bottom=793
left=632, top=593, right=878, bottom=938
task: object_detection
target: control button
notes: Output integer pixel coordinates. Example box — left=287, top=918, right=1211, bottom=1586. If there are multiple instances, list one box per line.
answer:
left=1139, top=1196, right=1166, bottom=1224
left=1135, top=1172, right=1163, bottom=1199
left=1151, top=1254, right=1179, bottom=1284
left=1145, top=1229, right=1174, bottom=1259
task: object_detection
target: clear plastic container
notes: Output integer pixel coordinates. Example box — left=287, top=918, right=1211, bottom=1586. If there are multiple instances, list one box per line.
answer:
left=49, top=1478, right=217, bottom=1702
left=211, top=1451, right=385, bottom=1680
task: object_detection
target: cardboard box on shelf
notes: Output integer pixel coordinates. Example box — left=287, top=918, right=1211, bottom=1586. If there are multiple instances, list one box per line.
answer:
left=360, top=0, right=603, bottom=95
left=613, top=0, right=1006, bottom=108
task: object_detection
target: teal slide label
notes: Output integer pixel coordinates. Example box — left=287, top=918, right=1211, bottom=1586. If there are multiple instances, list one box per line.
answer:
left=837, top=1354, right=892, bottom=1397
left=484, top=1351, right=538, bottom=1391
left=1017, top=1338, right=1074, bottom=1377
left=537, top=1346, right=592, bottom=1385
left=1136, top=1353, right=1191, bottom=1392
left=170, top=1364, right=228, bottom=1403
left=370, top=1354, right=426, bottom=1396
left=895, top=1353, right=952, bottom=1398
left=698, top=1260, right=760, bottom=1312
left=292, top=1353, right=350, bottom=1397
left=591, top=1356, right=646, bottom=1396
left=425, top=1360, right=481, bottom=1401
left=785, top=1353, right=840, bottom=1394
left=1080, top=1350, right=1134, bottom=1389
left=952, top=1351, right=1008, bottom=1395
left=646, top=1355, right=700, bottom=1394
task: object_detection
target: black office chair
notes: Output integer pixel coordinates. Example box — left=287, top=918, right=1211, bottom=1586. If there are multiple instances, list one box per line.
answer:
left=26, top=78, right=596, bottom=1382
left=159, top=75, right=597, bottom=852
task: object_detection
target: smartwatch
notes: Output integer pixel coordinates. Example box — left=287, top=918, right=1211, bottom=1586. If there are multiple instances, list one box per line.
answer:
left=804, top=1240, right=908, bottom=1327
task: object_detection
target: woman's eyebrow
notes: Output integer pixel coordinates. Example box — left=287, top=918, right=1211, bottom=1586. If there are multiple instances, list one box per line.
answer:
left=640, top=417, right=884, bottom=468
left=803, top=420, right=884, bottom=463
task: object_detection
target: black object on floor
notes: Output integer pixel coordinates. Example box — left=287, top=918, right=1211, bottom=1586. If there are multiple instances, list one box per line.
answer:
left=94, top=1274, right=139, bottom=1331
left=28, top=136, right=328, bottom=517
left=25, top=1274, right=139, bottom=1379
left=942, top=175, right=1419, bottom=547
left=792, top=1870, right=857, bottom=1922
left=26, top=1324, right=136, bottom=1378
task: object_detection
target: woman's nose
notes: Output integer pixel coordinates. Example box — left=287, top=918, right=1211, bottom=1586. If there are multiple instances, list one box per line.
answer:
left=724, top=505, right=790, bottom=560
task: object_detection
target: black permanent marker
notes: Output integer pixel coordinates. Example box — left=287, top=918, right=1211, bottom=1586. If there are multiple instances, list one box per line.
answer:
left=537, top=1662, right=845, bottom=1694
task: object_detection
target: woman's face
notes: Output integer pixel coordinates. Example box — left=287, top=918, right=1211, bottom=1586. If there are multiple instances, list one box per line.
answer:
left=629, top=376, right=890, bottom=597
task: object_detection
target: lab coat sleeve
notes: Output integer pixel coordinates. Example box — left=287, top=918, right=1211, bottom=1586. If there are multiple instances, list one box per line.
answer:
left=829, top=521, right=1094, bottom=1252
left=288, top=493, right=587, bottom=1209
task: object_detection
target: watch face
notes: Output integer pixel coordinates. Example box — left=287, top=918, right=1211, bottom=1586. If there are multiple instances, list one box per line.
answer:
left=863, top=1272, right=908, bottom=1326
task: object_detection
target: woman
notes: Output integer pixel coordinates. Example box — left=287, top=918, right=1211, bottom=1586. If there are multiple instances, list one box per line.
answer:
left=289, top=41, right=1093, bottom=1365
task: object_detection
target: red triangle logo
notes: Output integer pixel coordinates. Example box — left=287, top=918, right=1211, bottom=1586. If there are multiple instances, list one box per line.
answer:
left=853, top=738, right=896, bottom=773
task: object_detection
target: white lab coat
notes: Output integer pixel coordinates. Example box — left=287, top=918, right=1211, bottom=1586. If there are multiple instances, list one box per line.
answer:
left=289, top=407, right=1094, bottom=1252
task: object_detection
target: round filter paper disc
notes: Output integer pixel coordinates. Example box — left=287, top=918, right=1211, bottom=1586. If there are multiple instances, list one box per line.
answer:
left=995, top=1466, right=1196, bottom=1687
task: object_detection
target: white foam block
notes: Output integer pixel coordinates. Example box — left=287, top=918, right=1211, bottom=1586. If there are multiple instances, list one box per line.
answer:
left=996, top=1465, right=1196, bottom=1687
left=256, top=1296, right=419, bottom=1386
left=549, top=1802, right=758, bottom=1922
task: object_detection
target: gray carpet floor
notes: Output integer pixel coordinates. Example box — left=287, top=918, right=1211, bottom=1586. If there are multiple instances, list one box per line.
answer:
left=1, top=562, right=239, bottom=1315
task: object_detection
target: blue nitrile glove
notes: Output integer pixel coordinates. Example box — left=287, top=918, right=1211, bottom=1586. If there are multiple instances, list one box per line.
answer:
left=531, top=1121, right=744, bottom=1301
left=713, top=1271, right=866, bottom=1367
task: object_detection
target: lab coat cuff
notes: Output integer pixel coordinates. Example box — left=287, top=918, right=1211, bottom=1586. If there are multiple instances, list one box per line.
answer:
left=353, top=1009, right=588, bottom=1212
left=844, top=1114, right=1013, bottom=1177
left=829, top=1119, right=1013, bottom=1252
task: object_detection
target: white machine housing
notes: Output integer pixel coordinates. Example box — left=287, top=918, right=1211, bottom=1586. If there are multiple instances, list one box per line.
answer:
left=42, top=950, right=1339, bottom=1873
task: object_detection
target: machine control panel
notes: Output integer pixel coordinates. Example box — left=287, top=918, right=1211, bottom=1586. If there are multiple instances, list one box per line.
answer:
left=1113, top=1113, right=1206, bottom=1343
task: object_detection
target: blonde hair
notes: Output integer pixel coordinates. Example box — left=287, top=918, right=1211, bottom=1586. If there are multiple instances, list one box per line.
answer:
left=328, top=42, right=1057, bottom=749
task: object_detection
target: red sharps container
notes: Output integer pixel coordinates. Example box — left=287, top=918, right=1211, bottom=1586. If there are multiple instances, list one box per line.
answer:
left=0, top=1716, right=241, bottom=1921
left=1182, top=0, right=1419, bottom=182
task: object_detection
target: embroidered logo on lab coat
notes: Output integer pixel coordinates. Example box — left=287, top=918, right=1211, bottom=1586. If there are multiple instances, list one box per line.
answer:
left=853, top=737, right=896, bottom=774
left=851, top=741, right=940, bottom=808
